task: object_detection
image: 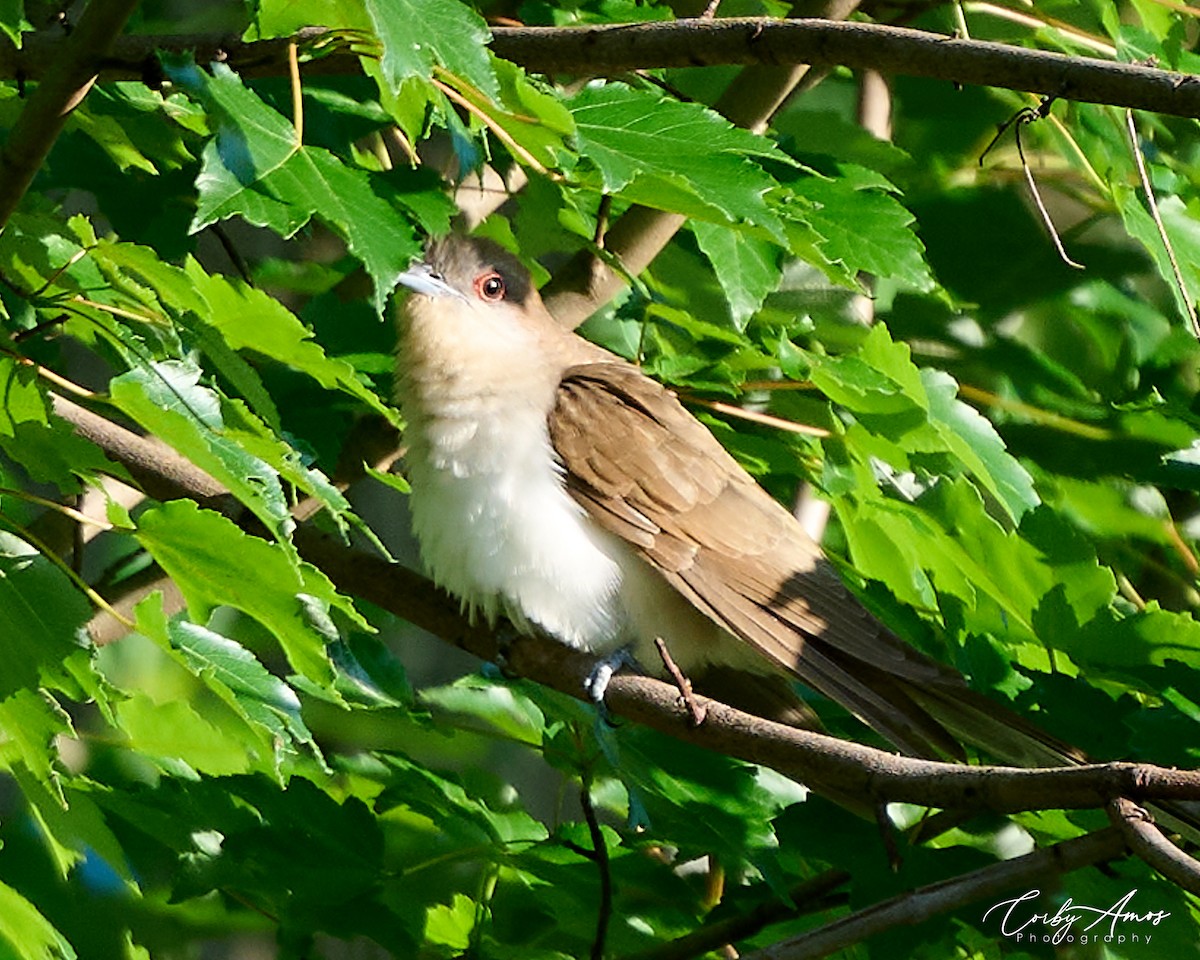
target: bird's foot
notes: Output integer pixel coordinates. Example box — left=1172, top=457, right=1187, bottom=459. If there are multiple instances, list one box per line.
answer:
left=585, top=647, right=639, bottom=724
left=488, top=622, right=522, bottom=679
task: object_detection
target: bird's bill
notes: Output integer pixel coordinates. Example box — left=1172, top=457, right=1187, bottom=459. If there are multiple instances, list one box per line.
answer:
left=396, top=261, right=467, bottom=301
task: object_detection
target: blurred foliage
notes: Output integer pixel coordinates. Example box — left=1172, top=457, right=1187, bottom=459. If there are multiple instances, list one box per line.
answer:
left=1, top=0, right=1200, bottom=957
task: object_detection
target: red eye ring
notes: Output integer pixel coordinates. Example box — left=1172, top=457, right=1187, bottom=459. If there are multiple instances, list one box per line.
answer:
left=474, top=271, right=506, bottom=302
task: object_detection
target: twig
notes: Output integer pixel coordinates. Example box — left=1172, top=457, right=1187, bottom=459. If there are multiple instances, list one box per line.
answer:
left=431, top=75, right=551, bottom=176
left=209, top=224, right=254, bottom=286
left=1108, top=797, right=1200, bottom=896
left=654, top=637, right=707, bottom=726
left=0, top=0, right=142, bottom=230
left=741, top=828, right=1129, bottom=960
left=287, top=41, right=303, bottom=147
left=580, top=782, right=613, bottom=960
left=955, top=383, right=1112, bottom=440
left=686, top=396, right=831, bottom=438
left=0, top=487, right=113, bottom=531
left=623, top=871, right=851, bottom=960
left=1125, top=108, right=1200, bottom=337
left=0, top=510, right=134, bottom=629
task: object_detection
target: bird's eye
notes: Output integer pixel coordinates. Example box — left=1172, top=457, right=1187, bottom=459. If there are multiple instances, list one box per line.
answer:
left=474, top=271, right=506, bottom=302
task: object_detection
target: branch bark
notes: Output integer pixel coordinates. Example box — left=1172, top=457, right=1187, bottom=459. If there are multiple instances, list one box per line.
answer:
left=0, top=0, right=142, bottom=231
left=2, top=18, right=1196, bottom=118
left=742, top=828, right=1130, bottom=960
left=49, top=395, right=1200, bottom=818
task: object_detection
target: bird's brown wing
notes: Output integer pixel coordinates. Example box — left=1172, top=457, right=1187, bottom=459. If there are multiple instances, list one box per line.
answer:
left=548, top=361, right=984, bottom=757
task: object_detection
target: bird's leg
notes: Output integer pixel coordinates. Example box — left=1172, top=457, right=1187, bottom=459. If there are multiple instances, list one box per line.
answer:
left=584, top=647, right=640, bottom=723
left=491, top=622, right=522, bottom=678
left=875, top=803, right=903, bottom=872
left=654, top=637, right=708, bottom=727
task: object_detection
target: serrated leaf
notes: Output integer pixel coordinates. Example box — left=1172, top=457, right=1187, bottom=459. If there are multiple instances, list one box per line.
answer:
left=164, top=58, right=420, bottom=317
left=108, top=358, right=294, bottom=542
left=922, top=369, right=1040, bottom=523
left=0, top=533, right=90, bottom=700
left=116, top=693, right=254, bottom=775
left=366, top=0, right=498, bottom=100
left=132, top=595, right=319, bottom=772
left=569, top=82, right=786, bottom=235
left=0, top=689, right=72, bottom=796
left=692, top=221, right=783, bottom=328
left=0, top=364, right=123, bottom=492
left=0, top=880, right=76, bottom=960
left=135, top=501, right=368, bottom=686
left=438, top=58, right=575, bottom=171
left=182, top=260, right=398, bottom=422
left=1114, top=186, right=1200, bottom=329
left=786, top=171, right=934, bottom=290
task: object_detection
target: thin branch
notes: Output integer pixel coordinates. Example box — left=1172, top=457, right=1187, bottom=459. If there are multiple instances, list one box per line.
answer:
left=685, top=396, right=831, bottom=438
left=741, top=828, right=1129, bottom=960
left=0, top=0, right=142, bottom=231
left=580, top=782, right=613, bottom=960
left=1108, top=798, right=1200, bottom=896
left=3, top=18, right=1198, bottom=121
left=1124, top=108, right=1200, bottom=337
left=287, top=41, right=303, bottom=147
left=623, top=871, right=851, bottom=960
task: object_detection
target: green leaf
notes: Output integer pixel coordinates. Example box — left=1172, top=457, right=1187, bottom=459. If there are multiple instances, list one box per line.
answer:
left=365, top=0, right=498, bottom=99
left=115, top=693, right=255, bottom=776
left=108, top=359, right=294, bottom=542
left=691, top=222, right=783, bottom=329
left=921, top=369, right=1039, bottom=523
left=568, top=82, right=786, bottom=235
left=135, top=501, right=367, bottom=686
left=1114, top=185, right=1200, bottom=329
left=0, top=0, right=29, bottom=47
left=163, top=58, right=420, bottom=317
left=182, top=260, right=398, bottom=422
left=0, top=534, right=90, bottom=700
left=785, top=169, right=934, bottom=291
left=0, top=689, right=72, bottom=796
left=0, top=358, right=122, bottom=492
left=0, top=880, right=76, bottom=960
left=131, top=595, right=320, bottom=774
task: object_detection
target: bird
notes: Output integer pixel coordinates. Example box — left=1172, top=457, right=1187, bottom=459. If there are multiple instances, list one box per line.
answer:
left=393, top=233, right=1078, bottom=766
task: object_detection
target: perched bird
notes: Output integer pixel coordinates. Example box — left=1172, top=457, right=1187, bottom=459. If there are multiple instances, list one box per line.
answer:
left=394, top=233, right=1074, bottom=765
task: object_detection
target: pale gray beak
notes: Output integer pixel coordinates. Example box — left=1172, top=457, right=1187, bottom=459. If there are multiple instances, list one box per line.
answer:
left=397, top=262, right=468, bottom=301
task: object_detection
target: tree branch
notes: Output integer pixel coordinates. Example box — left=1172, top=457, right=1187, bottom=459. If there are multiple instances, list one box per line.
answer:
left=741, top=828, right=1130, bottom=960
left=0, top=0, right=142, bottom=231
left=48, top=395, right=1200, bottom=819
left=623, top=870, right=851, bottom=960
left=2, top=18, right=1196, bottom=118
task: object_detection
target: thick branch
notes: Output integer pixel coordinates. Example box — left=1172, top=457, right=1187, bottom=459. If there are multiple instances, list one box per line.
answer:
left=0, top=0, right=142, bottom=231
left=2, top=19, right=1196, bottom=118
left=50, top=396, right=1200, bottom=816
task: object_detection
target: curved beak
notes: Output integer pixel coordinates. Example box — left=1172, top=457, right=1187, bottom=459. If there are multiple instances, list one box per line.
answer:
left=397, top=261, right=468, bottom=301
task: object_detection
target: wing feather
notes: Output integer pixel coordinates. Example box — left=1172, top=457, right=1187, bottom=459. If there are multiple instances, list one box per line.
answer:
left=549, top=362, right=971, bottom=756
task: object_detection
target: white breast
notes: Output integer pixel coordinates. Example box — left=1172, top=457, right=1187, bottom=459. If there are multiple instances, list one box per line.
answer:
left=404, top=391, right=627, bottom=653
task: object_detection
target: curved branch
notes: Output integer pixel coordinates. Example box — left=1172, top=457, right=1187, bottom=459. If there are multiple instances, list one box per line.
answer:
left=2, top=18, right=1196, bottom=117
left=742, top=828, right=1129, bottom=960
left=50, top=396, right=1200, bottom=817
left=1109, top=798, right=1200, bottom=896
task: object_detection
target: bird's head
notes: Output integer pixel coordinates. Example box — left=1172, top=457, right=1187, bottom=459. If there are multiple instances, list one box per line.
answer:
left=397, top=234, right=535, bottom=314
